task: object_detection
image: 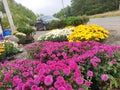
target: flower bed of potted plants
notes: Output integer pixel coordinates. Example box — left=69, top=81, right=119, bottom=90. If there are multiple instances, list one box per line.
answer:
left=38, top=24, right=109, bottom=43
left=0, top=40, right=20, bottom=61
left=0, top=24, right=120, bottom=90
left=25, top=41, right=120, bottom=89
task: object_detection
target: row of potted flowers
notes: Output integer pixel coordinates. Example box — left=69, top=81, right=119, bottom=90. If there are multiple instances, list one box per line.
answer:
left=38, top=24, right=109, bottom=42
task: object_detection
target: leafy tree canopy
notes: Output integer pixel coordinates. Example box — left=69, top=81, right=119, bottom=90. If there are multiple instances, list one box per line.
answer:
left=0, top=0, right=36, bottom=29
left=54, top=0, right=120, bottom=18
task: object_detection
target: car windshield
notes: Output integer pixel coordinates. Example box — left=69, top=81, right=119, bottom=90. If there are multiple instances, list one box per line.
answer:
left=37, top=16, right=59, bottom=23
left=41, top=16, right=53, bottom=20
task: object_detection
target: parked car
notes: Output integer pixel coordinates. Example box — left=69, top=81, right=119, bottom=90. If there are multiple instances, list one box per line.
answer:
left=35, top=15, right=59, bottom=31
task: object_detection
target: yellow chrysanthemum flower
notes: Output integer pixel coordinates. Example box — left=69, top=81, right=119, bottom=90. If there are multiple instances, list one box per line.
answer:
left=0, top=46, right=5, bottom=54
left=68, top=24, right=109, bottom=42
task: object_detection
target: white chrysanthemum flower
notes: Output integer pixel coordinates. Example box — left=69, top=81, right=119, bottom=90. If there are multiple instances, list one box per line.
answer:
left=38, top=27, right=74, bottom=41
left=16, top=32, right=26, bottom=36
left=0, top=40, right=18, bottom=48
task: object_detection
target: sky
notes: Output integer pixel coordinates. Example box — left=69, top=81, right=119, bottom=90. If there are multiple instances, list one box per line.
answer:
left=15, top=0, right=71, bottom=15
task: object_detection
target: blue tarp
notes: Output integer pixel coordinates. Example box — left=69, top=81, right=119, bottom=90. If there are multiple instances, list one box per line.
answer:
left=3, top=30, right=11, bottom=36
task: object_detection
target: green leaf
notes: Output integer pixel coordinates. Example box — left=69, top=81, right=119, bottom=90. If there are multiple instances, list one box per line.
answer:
left=108, top=75, right=119, bottom=88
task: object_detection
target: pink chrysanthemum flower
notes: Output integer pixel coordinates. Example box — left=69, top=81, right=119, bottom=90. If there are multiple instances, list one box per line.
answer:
left=110, top=60, right=116, bottom=65
left=85, top=81, right=91, bottom=87
left=44, top=75, right=53, bottom=86
left=75, top=77, right=84, bottom=85
left=101, top=74, right=108, bottom=81
left=87, top=70, right=93, bottom=77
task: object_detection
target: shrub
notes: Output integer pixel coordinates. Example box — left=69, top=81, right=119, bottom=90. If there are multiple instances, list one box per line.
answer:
left=48, top=15, right=89, bottom=30
left=47, top=20, right=59, bottom=30
left=68, top=24, right=109, bottom=42
left=65, top=16, right=79, bottom=26
left=14, top=32, right=27, bottom=44
left=80, top=15, right=89, bottom=24
left=17, top=27, right=35, bottom=42
left=65, top=15, right=89, bottom=26
left=17, top=27, right=35, bottom=35
left=47, top=19, right=66, bottom=30
left=38, top=27, right=74, bottom=42
left=65, top=16, right=81, bottom=26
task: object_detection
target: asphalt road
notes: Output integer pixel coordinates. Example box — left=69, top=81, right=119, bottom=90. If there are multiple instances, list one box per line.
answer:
left=88, top=16, right=120, bottom=31
left=34, top=30, right=49, bottom=41
left=88, top=16, right=120, bottom=46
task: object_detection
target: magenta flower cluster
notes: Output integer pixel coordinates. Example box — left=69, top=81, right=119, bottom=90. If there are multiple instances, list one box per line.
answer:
left=0, top=59, right=90, bottom=90
left=0, top=41, right=120, bottom=89
left=26, top=41, right=120, bottom=62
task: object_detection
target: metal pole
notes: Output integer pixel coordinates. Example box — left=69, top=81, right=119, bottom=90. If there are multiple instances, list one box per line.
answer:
left=0, top=18, right=2, bottom=31
left=62, top=0, right=64, bottom=9
left=0, top=11, right=3, bottom=30
left=2, top=0, right=15, bottom=32
left=61, top=0, right=66, bottom=17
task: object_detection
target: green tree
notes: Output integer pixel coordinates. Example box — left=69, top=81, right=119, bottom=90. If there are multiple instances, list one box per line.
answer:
left=71, top=0, right=85, bottom=16
left=54, top=6, right=72, bottom=18
left=70, top=0, right=119, bottom=16
left=115, top=0, right=119, bottom=9
left=0, top=0, right=36, bottom=29
left=0, top=1, right=5, bottom=13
